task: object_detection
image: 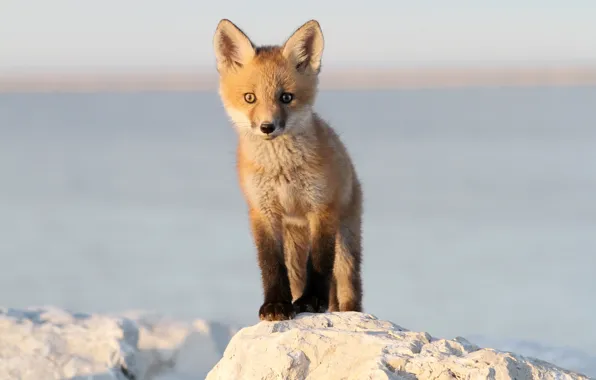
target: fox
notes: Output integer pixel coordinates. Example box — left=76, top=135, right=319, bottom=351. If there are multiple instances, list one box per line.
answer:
left=212, top=19, right=363, bottom=321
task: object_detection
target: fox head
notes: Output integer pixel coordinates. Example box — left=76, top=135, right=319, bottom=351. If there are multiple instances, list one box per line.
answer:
left=213, top=19, right=324, bottom=140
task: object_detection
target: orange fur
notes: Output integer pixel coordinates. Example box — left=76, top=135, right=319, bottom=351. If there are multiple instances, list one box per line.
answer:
left=213, top=19, right=363, bottom=321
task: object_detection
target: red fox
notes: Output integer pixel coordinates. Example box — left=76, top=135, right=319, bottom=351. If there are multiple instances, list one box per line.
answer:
left=213, top=19, right=363, bottom=321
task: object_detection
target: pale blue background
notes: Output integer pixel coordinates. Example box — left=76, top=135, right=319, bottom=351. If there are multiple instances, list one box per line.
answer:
left=1, top=0, right=595, bottom=71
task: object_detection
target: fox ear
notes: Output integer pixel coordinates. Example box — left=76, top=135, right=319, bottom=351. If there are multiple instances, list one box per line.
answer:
left=282, top=20, right=324, bottom=74
left=213, top=19, right=255, bottom=72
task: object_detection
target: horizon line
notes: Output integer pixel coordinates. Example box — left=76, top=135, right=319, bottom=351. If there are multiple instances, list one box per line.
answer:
left=1, top=65, right=596, bottom=93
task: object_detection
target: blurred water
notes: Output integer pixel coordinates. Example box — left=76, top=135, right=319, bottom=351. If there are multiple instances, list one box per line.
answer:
left=0, top=87, right=595, bottom=356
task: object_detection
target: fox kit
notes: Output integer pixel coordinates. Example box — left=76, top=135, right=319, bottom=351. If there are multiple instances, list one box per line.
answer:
left=213, top=19, right=363, bottom=321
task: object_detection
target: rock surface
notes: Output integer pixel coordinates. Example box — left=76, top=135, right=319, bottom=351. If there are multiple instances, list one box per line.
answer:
left=0, top=307, right=238, bottom=380
left=206, top=312, right=591, bottom=380
left=0, top=307, right=593, bottom=379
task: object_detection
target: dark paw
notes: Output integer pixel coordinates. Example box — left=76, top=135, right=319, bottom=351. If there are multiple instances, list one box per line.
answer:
left=259, top=301, right=295, bottom=321
left=293, top=295, right=327, bottom=314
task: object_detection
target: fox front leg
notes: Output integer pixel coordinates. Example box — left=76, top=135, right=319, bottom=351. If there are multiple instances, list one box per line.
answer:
left=293, top=212, right=337, bottom=313
left=250, top=210, right=295, bottom=321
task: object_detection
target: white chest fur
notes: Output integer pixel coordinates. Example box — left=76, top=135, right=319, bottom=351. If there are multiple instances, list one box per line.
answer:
left=241, top=135, right=328, bottom=223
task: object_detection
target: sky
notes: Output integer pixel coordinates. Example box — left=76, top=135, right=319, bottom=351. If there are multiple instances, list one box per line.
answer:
left=1, top=0, right=596, bottom=73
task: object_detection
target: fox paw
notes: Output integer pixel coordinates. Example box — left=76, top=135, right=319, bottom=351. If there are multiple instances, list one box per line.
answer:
left=259, top=301, right=295, bottom=321
left=293, top=295, right=327, bottom=314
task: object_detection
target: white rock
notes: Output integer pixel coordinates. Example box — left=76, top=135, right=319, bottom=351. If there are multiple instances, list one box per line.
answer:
left=206, top=312, right=591, bottom=380
left=1, top=307, right=593, bottom=379
left=0, top=307, right=238, bottom=380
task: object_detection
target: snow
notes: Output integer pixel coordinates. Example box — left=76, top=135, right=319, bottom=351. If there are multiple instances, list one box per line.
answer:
left=1, top=307, right=593, bottom=380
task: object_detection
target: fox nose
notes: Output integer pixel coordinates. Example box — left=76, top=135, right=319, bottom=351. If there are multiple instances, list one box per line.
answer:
left=260, top=123, right=276, bottom=134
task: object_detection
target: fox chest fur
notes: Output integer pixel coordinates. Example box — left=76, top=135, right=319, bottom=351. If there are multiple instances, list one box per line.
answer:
left=238, top=135, right=334, bottom=224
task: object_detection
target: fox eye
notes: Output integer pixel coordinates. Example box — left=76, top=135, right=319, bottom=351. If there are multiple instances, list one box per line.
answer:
left=280, top=92, right=294, bottom=104
left=244, top=93, right=256, bottom=104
